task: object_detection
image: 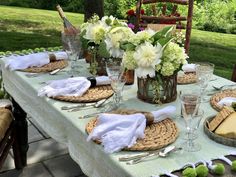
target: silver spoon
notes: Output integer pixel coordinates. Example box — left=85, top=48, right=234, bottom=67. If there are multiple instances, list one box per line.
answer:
left=126, top=146, right=181, bottom=165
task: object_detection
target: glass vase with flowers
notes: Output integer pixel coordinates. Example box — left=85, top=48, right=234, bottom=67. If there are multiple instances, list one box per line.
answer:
left=79, top=15, right=130, bottom=76
left=121, top=26, right=188, bottom=104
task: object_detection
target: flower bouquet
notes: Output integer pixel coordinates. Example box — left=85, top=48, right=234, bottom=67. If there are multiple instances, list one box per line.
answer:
left=79, top=15, right=133, bottom=75
left=121, top=26, right=188, bottom=103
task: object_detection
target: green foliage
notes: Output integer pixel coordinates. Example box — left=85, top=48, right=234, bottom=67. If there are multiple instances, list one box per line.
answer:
left=193, top=0, right=236, bottom=34
left=97, top=41, right=110, bottom=58
left=0, top=0, right=83, bottom=13
left=104, top=0, right=137, bottom=18
left=195, top=165, right=209, bottom=177
left=182, top=167, right=197, bottom=177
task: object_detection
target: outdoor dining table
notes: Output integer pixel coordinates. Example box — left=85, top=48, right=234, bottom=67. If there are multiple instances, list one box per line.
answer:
left=0, top=58, right=235, bottom=177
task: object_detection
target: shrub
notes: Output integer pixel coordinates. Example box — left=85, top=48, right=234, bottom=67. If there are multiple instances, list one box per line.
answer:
left=193, top=0, right=236, bottom=33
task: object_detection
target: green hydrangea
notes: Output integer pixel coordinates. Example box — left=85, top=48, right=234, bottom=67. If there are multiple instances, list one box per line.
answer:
left=232, top=160, right=236, bottom=171
left=196, top=165, right=209, bottom=177
left=213, top=163, right=225, bottom=175
left=160, top=62, right=175, bottom=76
left=160, top=42, right=188, bottom=76
left=121, top=51, right=137, bottom=70
left=182, top=167, right=197, bottom=177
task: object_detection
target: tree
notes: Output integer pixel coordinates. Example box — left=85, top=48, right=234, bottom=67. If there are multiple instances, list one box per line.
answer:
left=84, top=0, right=104, bottom=22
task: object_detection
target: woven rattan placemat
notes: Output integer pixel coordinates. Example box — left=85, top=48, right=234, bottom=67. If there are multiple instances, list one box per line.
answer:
left=177, top=73, right=196, bottom=85
left=86, top=109, right=179, bottom=151
left=52, top=85, right=113, bottom=103
left=210, top=89, right=236, bottom=111
left=21, top=60, right=68, bottom=73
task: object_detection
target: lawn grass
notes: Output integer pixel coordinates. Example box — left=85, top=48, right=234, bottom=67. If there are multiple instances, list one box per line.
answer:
left=0, top=5, right=83, bottom=50
left=0, top=5, right=235, bottom=79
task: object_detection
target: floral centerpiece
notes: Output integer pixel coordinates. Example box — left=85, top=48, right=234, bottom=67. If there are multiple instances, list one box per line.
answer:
left=121, top=26, right=188, bottom=103
left=79, top=15, right=133, bottom=75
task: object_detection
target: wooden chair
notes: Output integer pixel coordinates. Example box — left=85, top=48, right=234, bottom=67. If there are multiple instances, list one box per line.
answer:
left=231, top=64, right=236, bottom=82
left=0, top=102, right=23, bottom=170
left=135, top=0, right=194, bottom=54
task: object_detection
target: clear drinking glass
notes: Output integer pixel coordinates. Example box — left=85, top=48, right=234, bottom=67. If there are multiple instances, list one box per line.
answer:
left=180, top=90, right=201, bottom=152
left=191, top=109, right=204, bottom=138
left=61, top=33, right=81, bottom=76
left=195, top=62, right=214, bottom=102
left=105, top=60, right=125, bottom=111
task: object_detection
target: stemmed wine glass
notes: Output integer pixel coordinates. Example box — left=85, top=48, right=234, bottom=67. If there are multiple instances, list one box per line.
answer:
left=61, top=33, right=81, bottom=76
left=105, top=59, right=126, bottom=111
left=195, top=62, right=214, bottom=102
left=180, top=90, right=202, bottom=152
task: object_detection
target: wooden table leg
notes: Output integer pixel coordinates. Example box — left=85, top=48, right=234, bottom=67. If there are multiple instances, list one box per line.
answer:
left=12, top=98, right=28, bottom=167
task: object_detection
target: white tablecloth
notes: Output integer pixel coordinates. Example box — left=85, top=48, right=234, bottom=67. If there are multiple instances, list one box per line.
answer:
left=0, top=59, right=235, bottom=177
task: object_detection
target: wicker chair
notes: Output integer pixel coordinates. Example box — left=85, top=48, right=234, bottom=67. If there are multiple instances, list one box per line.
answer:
left=0, top=102, right=23, bottom=170
left=134, top=0, right=194, bottom=54
left=231, top=64, right=236, bottom=82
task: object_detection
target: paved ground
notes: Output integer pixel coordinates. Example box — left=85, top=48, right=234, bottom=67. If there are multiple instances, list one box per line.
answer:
left=0, top=116, right=87, bottom=177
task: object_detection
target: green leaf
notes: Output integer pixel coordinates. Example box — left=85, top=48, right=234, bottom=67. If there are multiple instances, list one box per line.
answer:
left=120, top=42, right=136, bottom=51
left=80, top=30, right=89, bottom=49
left=160, top=25, right=174, bottom=37
left=97, top=41, right=110, bottom=58
left=151, top=25, right=174, bottom=41
left=152, top=31, right=163, bottom=41
left=157, top=37, right=173, bottom=47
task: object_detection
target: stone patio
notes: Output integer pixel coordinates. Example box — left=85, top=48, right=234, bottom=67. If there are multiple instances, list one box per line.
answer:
left=0, top=116, right=87, bottom=177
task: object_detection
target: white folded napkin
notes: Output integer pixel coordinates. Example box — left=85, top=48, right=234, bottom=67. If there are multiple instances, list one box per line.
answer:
left=87, top=105, right=176, bottom=153
left=38, top=77, right=90, bottom=97
left=38, top=76, right=111, bottom=97
left=5, top=51, right=68, bottom=70
left=217, top=97, right=236, bottom=107
left=182, top=64, right=196, bottom=73
left=95, top=76, right=111, bottom=85
left=53, top=51, right=68, bottom=60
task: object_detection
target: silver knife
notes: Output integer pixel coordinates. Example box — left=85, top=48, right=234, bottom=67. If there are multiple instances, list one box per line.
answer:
left=62, top=98, right=108, bottom=111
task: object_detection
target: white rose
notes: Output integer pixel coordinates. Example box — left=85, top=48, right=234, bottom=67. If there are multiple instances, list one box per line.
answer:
left=134, top=41, right=163, bottom=78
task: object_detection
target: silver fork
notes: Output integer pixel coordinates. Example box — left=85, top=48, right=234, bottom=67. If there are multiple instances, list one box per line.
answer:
left=67, top=99, right=109, bottom=112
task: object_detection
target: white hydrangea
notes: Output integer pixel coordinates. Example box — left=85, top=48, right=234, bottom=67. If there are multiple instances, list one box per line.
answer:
left=133, top=41, right=163, bottom=78
left=128, top=29, right=155, bottom=46
left=105, top=27, right=134, bottom=58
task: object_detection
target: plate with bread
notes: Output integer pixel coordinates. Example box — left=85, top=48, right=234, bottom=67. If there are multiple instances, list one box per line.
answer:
left=204, top=106, right=236, bottom=147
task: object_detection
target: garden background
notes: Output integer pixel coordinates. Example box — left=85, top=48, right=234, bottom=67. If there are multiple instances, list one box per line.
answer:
left=0, top=0, right=235, bottom=79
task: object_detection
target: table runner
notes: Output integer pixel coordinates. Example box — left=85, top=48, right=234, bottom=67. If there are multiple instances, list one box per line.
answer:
left=0, top=59, right=235, bottom=177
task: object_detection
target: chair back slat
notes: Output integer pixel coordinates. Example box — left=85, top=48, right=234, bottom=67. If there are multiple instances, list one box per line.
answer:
left=135, top=0, right=194, bottom=54
left=143, top=0, right=188, bottom=5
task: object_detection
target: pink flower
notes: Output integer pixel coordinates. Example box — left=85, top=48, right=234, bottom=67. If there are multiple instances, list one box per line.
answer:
left=128, top=23, right=135, bottom=29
